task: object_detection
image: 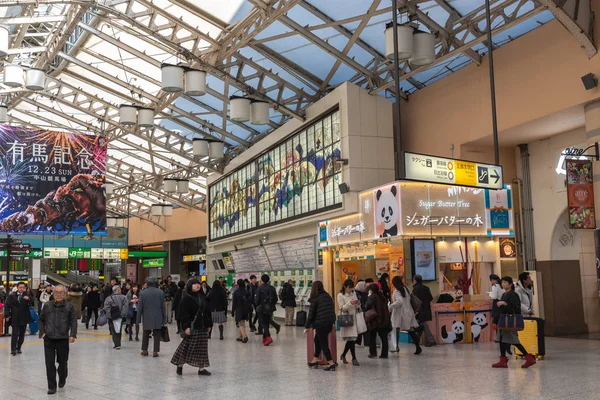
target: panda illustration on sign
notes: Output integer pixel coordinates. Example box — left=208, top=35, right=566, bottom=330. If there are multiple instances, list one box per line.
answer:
left=441, top=321, right=465, bottom=344
left=376, top=185, right=399, bottom=237
left=471, top=313, right=488, bottom=342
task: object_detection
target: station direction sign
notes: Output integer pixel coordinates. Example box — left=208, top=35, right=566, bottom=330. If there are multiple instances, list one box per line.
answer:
left=44, top=247, right=69, bottom=259
left=404, top=152, right=503, bottom=190
left=68, top=247, right=92, bottom=259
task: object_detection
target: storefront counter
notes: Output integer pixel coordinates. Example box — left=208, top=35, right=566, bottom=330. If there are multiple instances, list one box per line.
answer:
left=431, top=301, right=493, bottom=345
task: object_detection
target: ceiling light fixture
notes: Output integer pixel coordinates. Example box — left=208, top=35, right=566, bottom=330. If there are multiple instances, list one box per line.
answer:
left=184, top=68, right=207, bottom=96
left=161, top=63, right=184, bottom=92
left=385, top=22, right=413, bottom=61
left=250, top=100, right=270, bottom=125
left=409, top=31, right=436, bottom=67
left=229, top=96, right=251, bottom=122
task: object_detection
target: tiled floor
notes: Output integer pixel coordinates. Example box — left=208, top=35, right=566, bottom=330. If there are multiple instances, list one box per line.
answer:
left=1, top=321, right=599, bottom=399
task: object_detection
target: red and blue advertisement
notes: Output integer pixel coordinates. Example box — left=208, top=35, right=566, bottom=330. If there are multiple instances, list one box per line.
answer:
left=0, top=126, right=107, bottom=236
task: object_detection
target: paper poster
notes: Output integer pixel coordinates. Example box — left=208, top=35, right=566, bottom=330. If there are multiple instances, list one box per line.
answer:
left=566, top=159, right=596, bottom=229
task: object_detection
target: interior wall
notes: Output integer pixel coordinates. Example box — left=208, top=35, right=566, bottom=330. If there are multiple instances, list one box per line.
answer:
left=128, top=208, right=207, bottom=246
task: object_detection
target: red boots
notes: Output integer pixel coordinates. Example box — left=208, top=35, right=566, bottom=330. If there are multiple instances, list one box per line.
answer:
left=263, top=337, right=273, bottom=346
left=522, top=354, right=537, bottom=368
left=492, top=356, right=508, bottom=368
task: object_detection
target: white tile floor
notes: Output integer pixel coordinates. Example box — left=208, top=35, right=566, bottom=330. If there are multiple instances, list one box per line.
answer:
left=0, top=321, right=599, bottom=399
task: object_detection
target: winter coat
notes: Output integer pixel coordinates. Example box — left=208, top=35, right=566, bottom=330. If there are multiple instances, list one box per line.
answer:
left=379, top=278, right=391, bottom=303
left=5, top=292, right=33, bottom=326
left=66, top=291, right=83, bottom=319
left=172, top=288, right=184, bottom=319
left=412, top=283, right=433, bottom=322
left=365, top=293, right=391, bottom=331
left=255, top=283, right=278, bottom=314
left=280, top=283, right=297, bottom=308
left=232, top=287, right=250, bottom=322
left=86, top=291, right=101, bottom=309
left=389, top=288, right=418, bottom=330
left=337, top=291, right=360, bottom=339
left=103, top=293, right=129, bottom=320
left=39, top=290, right=53, bottom=310
left=306, top=291, right=336, bottom=330
left=179, top=291, right=212, bottom=331
left=137, top=286, right=166, bottom=330
left=39, top=300, right=77, bottom=339
left=126, top=291, right=140, bottom=324
left=515, top=282, right=533, bottom=315
left=207, top=287, right=228, bottom=312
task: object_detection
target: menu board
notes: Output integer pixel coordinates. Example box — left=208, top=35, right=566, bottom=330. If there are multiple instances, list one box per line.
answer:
left=278, top=237, right=316, bottom=270
left=230, top=247, right=271, bottom=272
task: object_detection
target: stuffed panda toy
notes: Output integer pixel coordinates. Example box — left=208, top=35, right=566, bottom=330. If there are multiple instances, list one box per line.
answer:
left=441, top=321, right=465, bottom=344
left=471, top=313, right=488, bottom=342
left=376, top=186, right=399, bottom=237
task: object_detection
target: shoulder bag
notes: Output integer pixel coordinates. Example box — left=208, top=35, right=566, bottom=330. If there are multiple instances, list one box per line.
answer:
left=180, top=298, right=202, bottom=339
left=409, top=290, right=422, bottom=314
left=337, top=311, right=354, bottom=327
left=364, top=308, right=378, bottom=323
left=498, top=314, right=524, bottom=331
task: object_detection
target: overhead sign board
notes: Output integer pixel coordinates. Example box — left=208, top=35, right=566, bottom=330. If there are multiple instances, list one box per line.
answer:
left=182, top=254, right=206, bottom=262
left=44, top=247, right=69, bottom=259
left=68, top=247, right=92, bottom=259
left=143, top=258, right=164, bottom=267
left=404, top=152, right=503, bottom=190
left=91, top=248, right=122, bottom=259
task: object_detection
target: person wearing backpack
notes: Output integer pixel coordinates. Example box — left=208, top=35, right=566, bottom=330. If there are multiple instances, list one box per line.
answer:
left=255, top=274, right=278, bottom=346
left=103, top=286, right=129, bottom=350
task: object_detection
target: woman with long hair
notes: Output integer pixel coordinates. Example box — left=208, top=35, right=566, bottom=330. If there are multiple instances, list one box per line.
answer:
left=126, top=284, right=141, bottom=341
left=207, top=280, right=228, bottom=340
left=492, top=276, right=536, bottom=369
left=365, top=283, right=392, bottom=358
left=232, top=278, right=249, bottom=343
left=305, top=281, right=337, bottom=371
left=171, top=278, right=212, bottom=376
left=389, top=276, right=422, bottom=355
left=337, top=279, right=360, bottom=366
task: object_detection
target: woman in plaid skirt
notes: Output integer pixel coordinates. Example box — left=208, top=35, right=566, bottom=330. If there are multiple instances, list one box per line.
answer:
left=171, top=278, right=213, bottom=376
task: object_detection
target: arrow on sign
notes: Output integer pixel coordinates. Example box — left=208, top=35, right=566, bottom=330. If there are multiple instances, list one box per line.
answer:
left=491, top=170, right=500, bottom=184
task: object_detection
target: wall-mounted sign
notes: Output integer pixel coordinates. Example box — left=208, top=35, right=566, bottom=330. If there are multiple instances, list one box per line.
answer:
left=331, top=222, right=365, bottom=237
left=68, top=247, right=91, bottom=259
left=182, top=254, right=206, bottom=262
left=128, top=251, right=167, bottom=258
left=142, top=258, right=164, bottom=267
left=120, top=248, right=129, bottom=260
left=44, top=247, right=69, bottom=259
left=404, top=152, right=503, bottom=190
left=485, top=186, right=514, bottom=236
left=411, top=239, right=435, bottom=281
left=566, top=159, right=596, bottom=229
left=335, top=246, right=376, bottom=261
left=499, top=237, right=516, bottom=258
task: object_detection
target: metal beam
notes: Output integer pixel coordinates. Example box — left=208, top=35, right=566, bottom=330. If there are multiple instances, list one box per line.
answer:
left=0, top=15, right=66, bottom=24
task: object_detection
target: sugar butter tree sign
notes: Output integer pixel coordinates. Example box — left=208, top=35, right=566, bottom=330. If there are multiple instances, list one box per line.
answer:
left=404, top=152, right=503, bottom=190
left=0, top=126, right=107, bottom=236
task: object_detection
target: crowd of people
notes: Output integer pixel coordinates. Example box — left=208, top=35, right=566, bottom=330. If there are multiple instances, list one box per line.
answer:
left=0, top=269, right=538, bottom=393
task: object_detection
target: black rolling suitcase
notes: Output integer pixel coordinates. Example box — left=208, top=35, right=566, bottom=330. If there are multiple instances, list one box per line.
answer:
left=296, top=310, right=307, bottom=327
left=515, top=317, right=545, bottom=360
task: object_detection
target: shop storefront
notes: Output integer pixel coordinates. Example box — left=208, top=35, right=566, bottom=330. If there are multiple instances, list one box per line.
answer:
left=318, top=180, right=516, bottom=345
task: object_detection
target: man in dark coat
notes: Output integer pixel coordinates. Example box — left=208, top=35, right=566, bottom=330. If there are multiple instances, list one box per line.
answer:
left=5, top=282, right=33, bottom=355
left=137, top=277, right=166, bottom=357
left=38, top=285, right=77, bottom=395
left=84, top=285, right=101, bottom=330
left=412, top=274, right=436, bottom=347
left=254, top=275, right=279, bottom=346
left=280, top=280, right=297, bottom=326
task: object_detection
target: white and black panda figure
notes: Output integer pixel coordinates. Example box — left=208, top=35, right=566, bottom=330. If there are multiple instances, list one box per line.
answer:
left=471, top=313, right=488, bottom=342
left=376, top=185, right=399, bottom=237
left=441, top=321, right=465, bottom=344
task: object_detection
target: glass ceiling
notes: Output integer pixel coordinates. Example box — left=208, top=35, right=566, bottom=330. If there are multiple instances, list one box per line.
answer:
left=0, top=0, right=557, bottom=216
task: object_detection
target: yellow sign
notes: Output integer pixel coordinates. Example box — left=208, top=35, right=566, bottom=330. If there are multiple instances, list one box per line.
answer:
left=455, top=160, right=477, bottom=186
left=120, top=248, right=129, bottom=260
left=183, top=255, right=192, bottom=262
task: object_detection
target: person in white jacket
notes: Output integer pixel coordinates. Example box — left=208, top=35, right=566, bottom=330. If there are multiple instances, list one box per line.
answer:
left=515, top=272, right=534, bottom=316
left=337, top=279, right=361, bottom=366
left=39, top=285, right=53, bottom=311
left=389, top=276, right=421, bottom=355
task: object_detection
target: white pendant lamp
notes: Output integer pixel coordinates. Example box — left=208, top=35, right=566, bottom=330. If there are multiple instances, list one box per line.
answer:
left=184, top=68, right=207, bottom=96
left=25, top=68, right=45, bottom=90
left=193, top=138, right=209, bottom=157
left=209, top=141, right=225, bottom=159
left=163, top=178, right=177, bottom=193
left=0, top=105, right=7, bottom=123
left=3, top=64, right=24, bottom=87
left=119, top=104, right=137, bottom=126
left=105, top=182, right=114, bottom=194
left=151, top=204, right=163, bottom=216
left=161, top=63, right=184, bottom=92
left=176, top=179, right=189, bottom=194
left=230, top=96, right=250, bottom=122
left=162, top=204, right=173, bottom=217
left=410, top=32, right=436, bottom=67
left=250, top=100, right=270, bottom=125
left=0, top=26, right=9, bottom=58
left=138, top=107, right=154, bottom=127
left=385, top=22, right=413, bottom=61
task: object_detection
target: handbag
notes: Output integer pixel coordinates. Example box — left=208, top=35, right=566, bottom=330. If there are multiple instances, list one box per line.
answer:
left=81, top=309, right=89, bottom=324
left=409, top=290, right=422, bottom=314
left=498, top=314, right=524, bottom=331
left=127, top=306, right=135, bottom=320
left=364, top=308, right=377, bottom=323
left=355, top=312, right=367, bottom=334
left=337, top=313, right=354, bottom=328
left=161, top=325, right=170, bottom=342
left=96, top=310, right=108, bottom=327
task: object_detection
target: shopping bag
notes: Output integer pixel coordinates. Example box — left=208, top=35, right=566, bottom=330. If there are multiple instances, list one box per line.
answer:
left=113, top=318, right=122, bottom=333
left=96, top=310, right=108, bottom=327
left=161, top=326, right=170, bottom=342
left=81, top=309, right=89, bottom=324
left=29, top=307, right=38, bottom=335
left=355, top=312, right=367, bottom=335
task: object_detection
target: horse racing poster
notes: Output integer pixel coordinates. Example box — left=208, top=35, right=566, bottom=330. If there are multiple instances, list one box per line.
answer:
left=0, top=126, right=107, bottom=236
